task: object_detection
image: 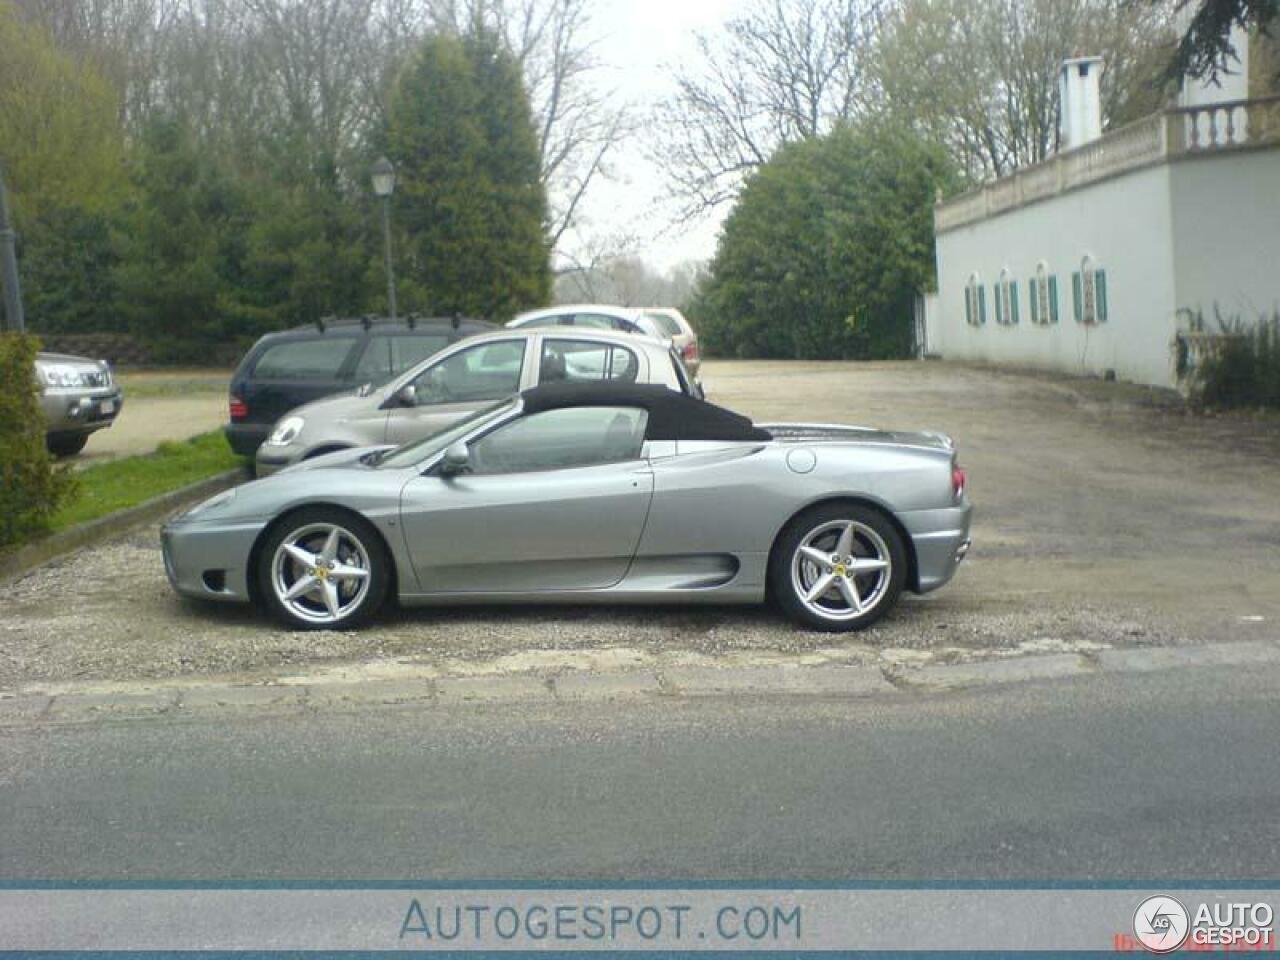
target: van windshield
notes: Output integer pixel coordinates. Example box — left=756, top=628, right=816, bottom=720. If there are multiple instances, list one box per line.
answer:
left=372, top=398, right=516, bottom=469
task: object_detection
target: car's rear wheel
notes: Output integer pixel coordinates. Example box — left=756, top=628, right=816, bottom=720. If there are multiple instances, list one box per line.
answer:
left=770, top=503, right=906, bottom=632
left=47, top=433, right=88, bottom=457
left=257, top=508, right=389, bottom=630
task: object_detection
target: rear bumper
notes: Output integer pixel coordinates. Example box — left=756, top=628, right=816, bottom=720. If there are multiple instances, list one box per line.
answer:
left=899, top=501, right=972, bottom=594
left=225, top=422, right=270, bottom=456
left=40, top=387, right=123, bottom=435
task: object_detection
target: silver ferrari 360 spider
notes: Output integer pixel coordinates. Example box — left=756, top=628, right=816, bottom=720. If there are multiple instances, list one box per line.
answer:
left=163, top=383, right=971, bottom=632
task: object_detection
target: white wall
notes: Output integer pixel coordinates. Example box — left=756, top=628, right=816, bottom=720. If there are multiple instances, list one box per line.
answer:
left=1178, top=22, right=1250, bottom=108
left=1169, top=151, right=1280, bottom=331
left=933, top=164, right=1181, bottom=387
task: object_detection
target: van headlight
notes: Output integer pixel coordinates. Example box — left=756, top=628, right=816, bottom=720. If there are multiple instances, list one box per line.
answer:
left=265, top=416, right=304, bottom=447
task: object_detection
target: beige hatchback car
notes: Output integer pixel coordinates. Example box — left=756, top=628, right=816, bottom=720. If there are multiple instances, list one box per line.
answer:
left=255, top=327, right=700, bottom=475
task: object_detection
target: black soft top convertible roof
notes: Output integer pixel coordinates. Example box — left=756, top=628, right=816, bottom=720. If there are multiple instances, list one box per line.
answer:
left=521, top=383, right=772, bottom=443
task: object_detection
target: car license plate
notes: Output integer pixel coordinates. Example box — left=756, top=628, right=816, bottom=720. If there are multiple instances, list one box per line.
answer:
left=99, top=399, right=116, bottom=415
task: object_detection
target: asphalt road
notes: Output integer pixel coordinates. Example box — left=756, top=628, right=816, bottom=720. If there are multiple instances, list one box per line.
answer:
left=3, top=664, right=1278, bottom=881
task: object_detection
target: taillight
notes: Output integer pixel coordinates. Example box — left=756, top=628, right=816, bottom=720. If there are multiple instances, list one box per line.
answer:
left=952, top=464, right=967, bottom=499
left=229, top=395, right=248, bottom=420
left=682, top=341, right=699, bottom=362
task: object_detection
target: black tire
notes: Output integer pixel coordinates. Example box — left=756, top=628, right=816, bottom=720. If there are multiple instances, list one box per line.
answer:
left=256, top=507, right=391, bottom=630
left=769, top=501, right=907, bottom=632
left=47, top=433, right=88, bottom=457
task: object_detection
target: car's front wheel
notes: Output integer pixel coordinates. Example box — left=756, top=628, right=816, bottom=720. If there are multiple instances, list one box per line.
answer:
left=770, top=503, right=906, bottom=632
left=47, top=433, right=88, bottom=457
left=257, top=508, right=390, bottom=630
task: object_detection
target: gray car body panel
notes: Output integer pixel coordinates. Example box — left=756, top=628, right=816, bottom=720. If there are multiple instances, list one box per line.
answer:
left=255, top=328, right=679, bottom=476
left=164, top=400, right=971, bottom=613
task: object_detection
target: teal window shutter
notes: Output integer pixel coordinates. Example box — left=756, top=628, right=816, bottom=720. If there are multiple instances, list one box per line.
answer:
left=1096, top=270, right=1108, bottom=322
left=1048, top=275, right=1059, bottom=323
left=995, top=283, right=1004, bottom=324
left=1072, top=272, right=1082, bottom=323
left=978, top=285, right=987, bottom=324
left=1029, top=279, right=1039, bottom=324
left=1010, top=283, right=1020, bottom=324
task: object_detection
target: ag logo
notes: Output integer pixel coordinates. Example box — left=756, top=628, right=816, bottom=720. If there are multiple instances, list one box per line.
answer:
left=1133, top=895, right=1190, bottom=953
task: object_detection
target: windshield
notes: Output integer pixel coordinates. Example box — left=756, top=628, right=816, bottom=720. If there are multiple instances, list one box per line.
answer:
left=373, top=398, right=516, bottom=469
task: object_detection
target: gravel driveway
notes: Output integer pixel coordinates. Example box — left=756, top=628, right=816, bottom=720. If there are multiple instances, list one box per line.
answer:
left=5, top=361, right=1279, bottom=691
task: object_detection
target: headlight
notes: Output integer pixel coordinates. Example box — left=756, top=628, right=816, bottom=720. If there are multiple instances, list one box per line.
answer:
left=265, top=416, right=305, bottom=447
left=39, top=364, right=86, bottom=388
left=184, top=488, right=237, bottom=518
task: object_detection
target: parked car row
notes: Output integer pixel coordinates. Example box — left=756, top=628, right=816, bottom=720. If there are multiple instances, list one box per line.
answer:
left=159, top=300, right=970, bottom=634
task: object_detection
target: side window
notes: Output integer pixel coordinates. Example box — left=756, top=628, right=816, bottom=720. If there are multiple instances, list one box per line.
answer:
left=540, top=339, right=639, bottom=384
left=469, top=406, right=648, bottom=475
left=389, top=334, right=449, bottom=374
left=252, top=337, right=358, bottom=380
left=409, top=340, right=526, bottom=405
left=353, top=336, right=392, bottom=382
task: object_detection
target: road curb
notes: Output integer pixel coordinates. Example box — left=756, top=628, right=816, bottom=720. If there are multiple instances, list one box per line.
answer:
left=0, top=466, right=250, bottom=585
left=4, top=640, right=1277, bottom=726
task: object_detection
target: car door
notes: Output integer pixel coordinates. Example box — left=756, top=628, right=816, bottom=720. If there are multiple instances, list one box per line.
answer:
left=399, top=405, right=653, bottom=593
left=383, top=338, right=533, bottom=447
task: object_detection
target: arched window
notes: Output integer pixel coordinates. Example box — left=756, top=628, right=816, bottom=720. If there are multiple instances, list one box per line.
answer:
left=1030, top=261, right=1058, bottom=326
left=996, top=267, right=1019, bottom=325
left=965, top=273, right=986, bottom=327
left=1072, top=255, right=1109, bottom=324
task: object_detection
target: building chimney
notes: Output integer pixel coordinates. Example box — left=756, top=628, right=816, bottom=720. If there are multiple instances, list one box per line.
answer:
left=1060, top=56, right=1104, bottom=149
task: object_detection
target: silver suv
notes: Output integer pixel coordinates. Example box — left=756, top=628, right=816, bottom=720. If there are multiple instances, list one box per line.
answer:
left=35, top=351, right=123, bottom=457
left=256, top=327, right=699, bottom=476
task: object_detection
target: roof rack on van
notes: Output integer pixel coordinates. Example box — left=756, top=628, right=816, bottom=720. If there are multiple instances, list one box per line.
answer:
left=452, top=312, right=461, bottom=330
left=315, top=314, right=334, bottom=333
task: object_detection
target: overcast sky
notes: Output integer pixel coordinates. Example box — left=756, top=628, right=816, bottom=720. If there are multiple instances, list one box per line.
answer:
left=565, top=0, right=749, bottom=273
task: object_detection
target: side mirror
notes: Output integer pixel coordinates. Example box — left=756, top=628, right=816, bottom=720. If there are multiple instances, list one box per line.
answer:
left=439, top=441, right=471, bottom=476
left=396, top=384, right=417, bottom=408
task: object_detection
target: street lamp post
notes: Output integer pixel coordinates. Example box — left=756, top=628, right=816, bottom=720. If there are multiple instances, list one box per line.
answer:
left=0, top=161, right=25, bottom=334
left=371, top=156, right=397, bottom=322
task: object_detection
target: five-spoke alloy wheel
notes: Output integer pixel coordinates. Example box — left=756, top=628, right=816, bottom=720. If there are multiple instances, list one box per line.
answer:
left=770, top=502, right=906, bottom=632
left=257, top=508, right=389, bottom=629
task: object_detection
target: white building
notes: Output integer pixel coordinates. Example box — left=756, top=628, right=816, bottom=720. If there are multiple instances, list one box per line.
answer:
left=928, top=29, right=1280, bottom=389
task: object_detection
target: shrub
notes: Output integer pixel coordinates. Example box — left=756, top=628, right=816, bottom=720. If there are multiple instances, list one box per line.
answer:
left=0, top=333, right=77, bottom=548
left=1198, top=308, right=1280, bottom=410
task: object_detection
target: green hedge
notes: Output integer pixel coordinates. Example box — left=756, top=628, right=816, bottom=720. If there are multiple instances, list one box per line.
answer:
left=0, top=333, right=76, bottom=547
left=1199, top=311, right=1280, bottom=410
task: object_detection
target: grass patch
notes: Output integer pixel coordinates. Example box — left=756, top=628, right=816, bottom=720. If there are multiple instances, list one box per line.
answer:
left=50, top=432, right=243, bottom=533
left=115, top=370, right=231, bottom=399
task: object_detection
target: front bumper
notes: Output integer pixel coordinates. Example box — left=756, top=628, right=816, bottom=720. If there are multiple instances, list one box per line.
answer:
left=254, top=447, right=299, bottom=477
left=899, top=501, right=972, bottom=594
left=40, top=387, right=123, bottom=435
left=161, top=517, right=263, bottom=603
